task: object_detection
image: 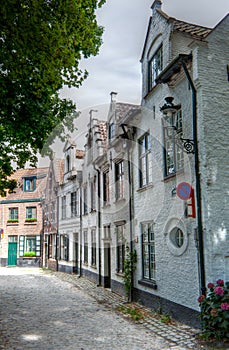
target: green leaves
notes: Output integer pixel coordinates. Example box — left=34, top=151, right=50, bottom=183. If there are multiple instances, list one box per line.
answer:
left=0, top=0, right=105, bottom=193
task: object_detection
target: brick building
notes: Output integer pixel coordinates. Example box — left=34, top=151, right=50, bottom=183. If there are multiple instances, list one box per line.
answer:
left=0, top=168, right=48, bottom=267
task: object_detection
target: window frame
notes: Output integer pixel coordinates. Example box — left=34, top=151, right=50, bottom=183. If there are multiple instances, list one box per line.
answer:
left=139, top=133, right=152, bottom=188
left=83, top=231, right=88, bottom=264
left=61, top=196, right=66, bottom=219
left=8, top=207, right=18, bottom=221
left=19, top=235, right=41, bottom=257
left=26, top=206, right=37, bottom=220
left=23, top=177, right=36, bottom=192
left=91, top=229, right=96, bottom=267
left=103, top=171, right=110, bottom=205
left=115, top=160, right=124, bottom=201
left=148, top=45, right=163, bottom=90
left=116, top=225, right=125, bottom=274
left=71, top=192, right=77, bottom=217
left=163, top=109, right=184, bottom=177
left=141, top=222, right=156, bottom=281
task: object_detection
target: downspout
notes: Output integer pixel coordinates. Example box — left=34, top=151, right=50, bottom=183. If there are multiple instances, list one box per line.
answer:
left=94, top=165, right=102, bottom=286
left=127, top=145, right=134, bottom=302
left=181, top=60, right=206, bottom=295
left=56, top=194, right=59, bottom=271
left=79, top=184, right=82, bottom=277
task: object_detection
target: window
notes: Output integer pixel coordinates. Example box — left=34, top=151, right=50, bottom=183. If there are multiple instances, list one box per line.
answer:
left=71, top=192, right=77, bottom=217
left=139, top=133, right=152, bottom=187
left=104, top=225, right=111, bottom=240
left=91, top=229, right=96, bottom=267
left=83, top=231, right=88, bottom=264
left=90, top=177, right=96, bottom=212
left=51, top=202, right=56, bottom=222
left=116, top=225, right=125, bottom=274
left=109, top=123, right=116, bottom=140
left=103, top=171, right=110, bottom=204
left=26, top=207, right=37, bottom=221
left=115, top=161, right=124, bottom=200
left=142, top=223, right=155, bottom=281
left=170, top=227, right=184, bottom=248
left=83, top=185, right=88, bottom=215
left=24, top=177, right=36, bottom=192
left=163, top=109, right=184, bottom=176
left=48, top=234, right=57, bottom=259
left=19, top=235, right=40, bottom=256
left=66, top=155, right=70, bottom=173
left=8, top=208, right=18, bottom=222
left=60, top=235, right=69, bottom=261
left=149, top=45, right=163, bottom=89
left=61, top=196, right=66, bottom=219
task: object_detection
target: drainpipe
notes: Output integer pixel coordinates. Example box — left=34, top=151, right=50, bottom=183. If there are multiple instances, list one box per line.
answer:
left=181, top=59, right=206, bottom=295
left=94, top=165, right=102, bottom=286
left=79, top=184, right=82, bottom=277
left=127, top=145, right=134, bottom=302
left=56, top=194, right=59, bottom=272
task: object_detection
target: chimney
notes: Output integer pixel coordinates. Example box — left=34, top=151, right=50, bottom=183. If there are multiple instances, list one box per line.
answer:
left=110, top=91, right=118, bottom=103
left=151, top=0, right=162, bottom=14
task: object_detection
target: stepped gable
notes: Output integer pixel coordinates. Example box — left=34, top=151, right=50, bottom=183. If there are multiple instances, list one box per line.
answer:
left=76, top=149, right=85, bottom=159
left=53, top=159, right=64, bottom=184
left=115, top=103, right=139, bottom=122
left=98, top=121, right=107, bottom=150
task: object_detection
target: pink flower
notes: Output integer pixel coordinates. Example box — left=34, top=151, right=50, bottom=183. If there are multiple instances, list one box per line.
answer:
left=198, top=295, right=205, bottom=303
left=216, top=279, right=224, bottom=286
left=207, top=282, right=214, bottom=289
left=214, top=286, right=224, bottom=296
left=221, top=302, right=229, bottom=311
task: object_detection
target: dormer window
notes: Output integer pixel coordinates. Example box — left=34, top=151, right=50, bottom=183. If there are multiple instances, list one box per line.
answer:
left=149, top=45, right=163, bottom=90
left=24, top=177, right=36, bottom=192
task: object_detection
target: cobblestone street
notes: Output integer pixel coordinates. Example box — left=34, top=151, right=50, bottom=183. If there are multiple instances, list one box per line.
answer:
left=0, top=268, right=201, bottom=350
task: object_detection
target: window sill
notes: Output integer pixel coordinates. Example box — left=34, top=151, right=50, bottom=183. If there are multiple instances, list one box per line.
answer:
left=163, top=169, right=184, bottom=182
left=24, top=221, right=37, bottom=225
left=7, top=222, right=19, bottom=226
left=114, top=198, right=126, bottom=204
left=137, top=184, right=153, bottom=192
left=115, top=272, right=124, bottom=277
left=102, top=203, right=111, bottom=209
left=138, top=279, right=157, bottom=290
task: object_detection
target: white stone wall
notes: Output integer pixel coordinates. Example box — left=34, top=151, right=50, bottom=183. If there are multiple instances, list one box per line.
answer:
left=192, top=15, right=229, bottom=284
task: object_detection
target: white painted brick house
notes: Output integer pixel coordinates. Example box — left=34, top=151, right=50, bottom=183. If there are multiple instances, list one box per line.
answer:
left=41, top=1, right=228, bottom=327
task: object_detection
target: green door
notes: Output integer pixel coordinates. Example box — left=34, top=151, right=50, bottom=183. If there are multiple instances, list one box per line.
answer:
left=8, top=242, right=17, bottom=266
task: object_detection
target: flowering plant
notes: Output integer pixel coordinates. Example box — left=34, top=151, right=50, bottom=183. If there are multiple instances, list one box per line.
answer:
left=198, top=279, right=229, bottom=340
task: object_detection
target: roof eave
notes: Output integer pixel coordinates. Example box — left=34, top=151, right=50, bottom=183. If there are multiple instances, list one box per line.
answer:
left=156, top=53, right=192, bottom=84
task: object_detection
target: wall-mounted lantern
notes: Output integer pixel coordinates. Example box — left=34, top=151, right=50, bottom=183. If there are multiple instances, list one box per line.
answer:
left=160, top=97, right=195, bottom=154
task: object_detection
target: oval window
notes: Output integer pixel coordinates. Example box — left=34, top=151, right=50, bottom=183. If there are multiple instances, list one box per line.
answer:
left=170, top=227, right=184, bottom=248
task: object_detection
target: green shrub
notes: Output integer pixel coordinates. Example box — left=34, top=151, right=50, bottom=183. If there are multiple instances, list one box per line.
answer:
left=198, top=279, right=229, bottom=340
left=23, top=251, right=36, bottom=257
left=7, top=219, right=18, bottom=223
left=25, top=218, right=37, bottom=222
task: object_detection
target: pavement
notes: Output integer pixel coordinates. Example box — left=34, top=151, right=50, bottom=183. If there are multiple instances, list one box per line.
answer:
left=0, top=267, right=212, bottom=349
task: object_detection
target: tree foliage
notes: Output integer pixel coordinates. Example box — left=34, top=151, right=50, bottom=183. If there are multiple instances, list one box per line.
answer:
left=0, top=0, right=105, bottom=195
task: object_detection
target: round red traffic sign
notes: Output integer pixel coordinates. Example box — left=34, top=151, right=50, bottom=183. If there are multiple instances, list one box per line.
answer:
left=176, top=182, right=192, bottom=200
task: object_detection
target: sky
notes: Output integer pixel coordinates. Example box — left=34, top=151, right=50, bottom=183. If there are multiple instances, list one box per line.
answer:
left=60, top=0, right=229, bottom=112
left=40, top=0, right=228, bottom=164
